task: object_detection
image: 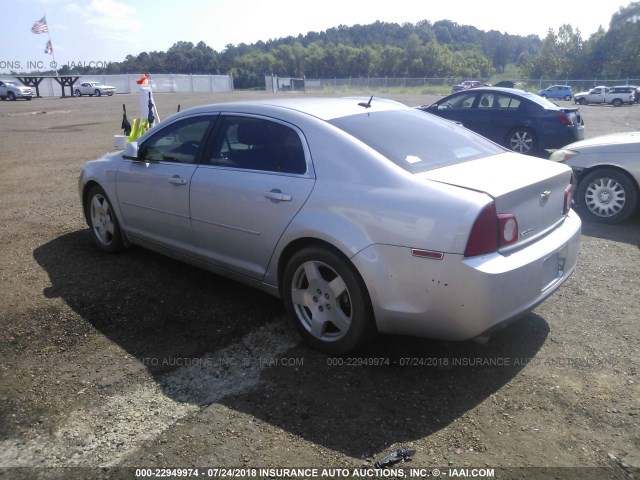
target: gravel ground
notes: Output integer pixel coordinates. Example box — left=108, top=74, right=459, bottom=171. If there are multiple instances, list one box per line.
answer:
left=0, top=91, right=639, bottom=480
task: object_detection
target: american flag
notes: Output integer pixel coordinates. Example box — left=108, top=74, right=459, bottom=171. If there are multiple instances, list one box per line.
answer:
left=31, top=17, right=48, bottom=34
left=45, top=40, right=53, bottom=54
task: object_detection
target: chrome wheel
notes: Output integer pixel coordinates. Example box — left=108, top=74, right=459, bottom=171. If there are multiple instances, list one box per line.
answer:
left=291, top=260, right=352, bottom=343
left=90, top=194, right=115, bottom=246
left=576, top=169, right=638, bottom=224
left=283, top=247, right=374, bottom=354
left=86, top=186, right=123, bottom=252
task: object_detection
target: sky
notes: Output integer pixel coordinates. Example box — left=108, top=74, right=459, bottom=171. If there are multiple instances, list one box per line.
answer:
left=0, top=0, right=628, bottom=73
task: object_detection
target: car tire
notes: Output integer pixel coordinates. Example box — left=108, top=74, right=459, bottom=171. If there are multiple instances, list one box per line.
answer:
left=8, top=92, right=15, bottom=101
left=282, top=246, right=375, bottom=354
left=578, top=98, right=587, bottom=105
left=26, top=97, right=32, bottom=101
left=564, top=95, right=572, bottom=101
left=85, top=185, right=124, bottom=252
left=74, top=89, right=82, bottom=97
left=575, top=168, right=638, bottom=224
left=612, top=98, right=623, bottom=107
left=541, top=95, right=548, bottom=99
left=507, top=127, right=537, bottom=155
left=95, top=89, right=102, bottom=97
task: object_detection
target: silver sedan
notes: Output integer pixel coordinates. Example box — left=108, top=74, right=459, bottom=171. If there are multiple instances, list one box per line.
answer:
left=551, top=132, right=640, bottom=224
left=79, top=97, right=581, bottom=354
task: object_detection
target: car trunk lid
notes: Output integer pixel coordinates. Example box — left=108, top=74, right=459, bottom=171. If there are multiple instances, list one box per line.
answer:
left=418, top=152, right=573, bottom=250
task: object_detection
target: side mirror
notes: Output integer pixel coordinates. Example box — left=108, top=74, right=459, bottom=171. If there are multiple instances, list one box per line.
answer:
left=122, top=141, right=139, bottom=161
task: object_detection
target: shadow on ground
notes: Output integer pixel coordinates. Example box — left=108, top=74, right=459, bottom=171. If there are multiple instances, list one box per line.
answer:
left=33, top=229, right=549, bottom=457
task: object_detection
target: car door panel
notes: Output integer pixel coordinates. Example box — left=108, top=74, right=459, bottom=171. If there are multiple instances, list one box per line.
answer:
left=188, top=114, right=314, bottom=280
left=190, top=168, right=314, bottom=279
left=116, top=161, right=197, bottom=251
left=115, top=115, right=216, bottom=253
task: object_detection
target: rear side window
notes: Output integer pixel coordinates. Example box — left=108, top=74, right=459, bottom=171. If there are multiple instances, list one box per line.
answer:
left=209, top=116, right=307, bottom=174
left=330, top=109, right=504, bottom=173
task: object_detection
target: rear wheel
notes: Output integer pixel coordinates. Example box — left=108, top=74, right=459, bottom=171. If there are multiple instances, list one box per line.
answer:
left=575, top=168, right=638, bottom=224
left=95, top=89, right=102, bottom=97
left=282, top=246, right=374, bottom=354
left=85, top=185, right=124, bottom=252
left=564, top=95, right=572, bottom=101
left=507, top=127, right=537, bottom=155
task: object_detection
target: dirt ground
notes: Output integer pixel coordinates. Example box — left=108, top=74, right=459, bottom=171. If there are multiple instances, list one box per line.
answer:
left=0, top=91, right=639, bottom=480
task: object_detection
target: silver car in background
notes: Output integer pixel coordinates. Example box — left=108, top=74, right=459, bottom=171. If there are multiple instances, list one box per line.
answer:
left=79, top=97, right=581, bottom=353
left=551, top=131, right=640, bottom=223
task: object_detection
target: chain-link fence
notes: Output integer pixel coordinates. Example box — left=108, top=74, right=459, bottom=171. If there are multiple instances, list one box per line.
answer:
left=266, top=75, right=640, bottom=93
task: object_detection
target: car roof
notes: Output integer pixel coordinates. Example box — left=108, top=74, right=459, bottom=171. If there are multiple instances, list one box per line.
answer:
left=174, top=96, right=411, bottom=121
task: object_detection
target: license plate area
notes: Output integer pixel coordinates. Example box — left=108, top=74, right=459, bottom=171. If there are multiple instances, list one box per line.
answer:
left=541, top=244, right=568, bottom=293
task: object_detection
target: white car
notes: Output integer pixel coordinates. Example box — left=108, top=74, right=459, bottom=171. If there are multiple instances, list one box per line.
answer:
left=79, top=97, right=581, bottom=353
left=551, top=132, right=640, bottom=223
left=73, top=81, right=116, bottom=97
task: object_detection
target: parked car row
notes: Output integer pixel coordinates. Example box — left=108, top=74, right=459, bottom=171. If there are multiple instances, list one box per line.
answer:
left=535, top=84, right=640, bottom=105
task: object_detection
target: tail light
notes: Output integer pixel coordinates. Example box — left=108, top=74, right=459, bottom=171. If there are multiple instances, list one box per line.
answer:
left=465, top=203, right=519, bottom=257
left=563, top=177, right=574, bottom=215
left=556, top=111, right=574, bottom=126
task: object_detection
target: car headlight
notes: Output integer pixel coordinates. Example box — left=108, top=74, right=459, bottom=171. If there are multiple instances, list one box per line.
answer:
left=549, top=149, right=578, bottom=162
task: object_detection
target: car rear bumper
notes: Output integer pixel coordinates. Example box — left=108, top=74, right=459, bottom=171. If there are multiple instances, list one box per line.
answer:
left=352, top=212, right=581, bottom=340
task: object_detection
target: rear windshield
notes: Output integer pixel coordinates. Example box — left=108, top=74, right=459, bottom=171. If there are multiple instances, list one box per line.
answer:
left=329, top=109, right=504, bottom=173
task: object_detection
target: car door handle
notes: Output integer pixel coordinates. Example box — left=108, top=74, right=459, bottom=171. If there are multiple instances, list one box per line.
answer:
left=169, top=176, right=187, bottom=186
left=264, top=189, right=292, bottom=202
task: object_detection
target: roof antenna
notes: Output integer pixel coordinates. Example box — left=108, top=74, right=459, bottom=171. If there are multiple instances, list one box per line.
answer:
left=358, top=95, right=373, bottom=108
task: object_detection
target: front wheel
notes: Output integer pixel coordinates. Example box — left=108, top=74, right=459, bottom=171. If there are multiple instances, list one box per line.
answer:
left=575, top=168, right=638, bottom=224
left=7, top=92, right=15, bottom=101
left=85, top=185, right=124, bottom=252
left=578, top=98, right=587, bottom=105
left=507, top=127, right=537, bottom=155
left=612, top=98, right=623, bottom=107
left=74, top=89, right=82, bottom=97
left=282, top=246, right=374, bottom=354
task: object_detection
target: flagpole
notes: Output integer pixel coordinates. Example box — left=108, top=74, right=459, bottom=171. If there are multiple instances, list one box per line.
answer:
left=43, top=14, right=58, bottom=76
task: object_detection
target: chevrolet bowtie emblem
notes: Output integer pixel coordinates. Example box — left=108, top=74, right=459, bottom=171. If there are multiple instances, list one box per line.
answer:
left=540, top=190, right=551, bottom=203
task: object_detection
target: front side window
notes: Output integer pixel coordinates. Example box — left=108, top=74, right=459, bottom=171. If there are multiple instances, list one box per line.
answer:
left=139, top=116, right=213, bottom=164
left=209, top=116, right=307, bottom=174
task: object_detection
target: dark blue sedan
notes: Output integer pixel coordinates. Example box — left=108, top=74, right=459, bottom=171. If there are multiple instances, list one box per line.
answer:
left=419, top=87, right=585, bottom=155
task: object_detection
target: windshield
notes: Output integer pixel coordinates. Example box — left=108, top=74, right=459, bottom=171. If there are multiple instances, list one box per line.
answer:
left=329, top=109, right=504, bottom=173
